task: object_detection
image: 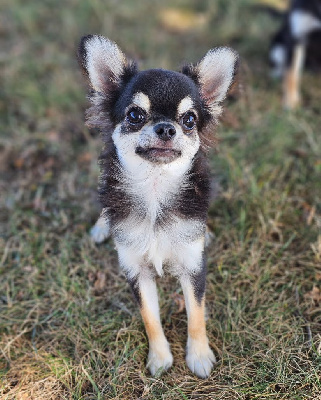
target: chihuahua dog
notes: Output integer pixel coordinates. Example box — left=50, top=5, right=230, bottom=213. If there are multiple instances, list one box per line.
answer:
left=269, top=0, right=321, bottom=108
left=78, top=35, right=238, bottom=378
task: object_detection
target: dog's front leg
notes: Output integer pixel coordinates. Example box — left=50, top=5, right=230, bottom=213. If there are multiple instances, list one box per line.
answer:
left=180, top=261, right=216, bottom=378
left=283, top=42, right=306, bottom=109
left=90, top=208, right=110, bottom=243
left=127, top=271, right=173, bottom=376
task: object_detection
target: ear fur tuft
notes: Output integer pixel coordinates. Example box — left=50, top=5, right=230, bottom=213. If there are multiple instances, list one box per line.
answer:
left=183, top=47, right=239, bottom=116
left=78, top=35, right=137, bottom=93
left=198, top=47, right=239, bottom=104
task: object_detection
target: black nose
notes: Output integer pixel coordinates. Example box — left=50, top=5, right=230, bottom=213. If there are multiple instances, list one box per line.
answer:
left=154, top=123, right=176, bottom=141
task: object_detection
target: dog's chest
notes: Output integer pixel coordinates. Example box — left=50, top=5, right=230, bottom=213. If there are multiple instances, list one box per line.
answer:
left=120, top=165, right=183, bottom=221
left=138, top=170, right=174, bottom=221
left=113, top=167, right=204, bottom=275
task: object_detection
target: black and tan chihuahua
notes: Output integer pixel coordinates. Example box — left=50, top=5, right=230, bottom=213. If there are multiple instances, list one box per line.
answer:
left=78, top=35, right=238, bottom=378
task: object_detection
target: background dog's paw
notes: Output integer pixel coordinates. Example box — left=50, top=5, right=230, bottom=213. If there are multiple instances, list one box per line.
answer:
left=186, top=339, right=216, bottom=379
left=90, top=216, right=110, bottom=244
left=147, top=343, right=173, bottom=376
left=205, top=226, right=215, bottom=247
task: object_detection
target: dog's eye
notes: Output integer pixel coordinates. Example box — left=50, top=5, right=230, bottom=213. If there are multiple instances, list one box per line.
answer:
left=126, top=108, right=146, bottom=125
left=182, top=112, right=196, bottom=130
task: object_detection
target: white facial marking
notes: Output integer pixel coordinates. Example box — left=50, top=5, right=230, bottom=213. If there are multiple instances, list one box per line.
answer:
left=84, top=36, right=125, bottom=91
left=177, top=96, right=194, bottom=116
left=290, top=11, right=321, bottom=39
left=132, top=92, right=151, bottom=113
left=112, top=121, right=200, bottom=178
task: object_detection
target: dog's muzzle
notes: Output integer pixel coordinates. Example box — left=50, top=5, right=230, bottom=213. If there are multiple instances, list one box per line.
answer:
left=154, top=123, right=176, bottom=142
left=135, top=145, right=181, bottom=164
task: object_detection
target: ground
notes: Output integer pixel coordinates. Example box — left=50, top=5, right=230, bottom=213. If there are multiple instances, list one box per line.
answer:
left=0, top=0, right=321, bottom=399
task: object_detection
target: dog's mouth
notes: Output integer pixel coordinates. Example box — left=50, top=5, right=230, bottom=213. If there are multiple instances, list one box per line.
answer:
left=135, top=146, right=181, bottom=163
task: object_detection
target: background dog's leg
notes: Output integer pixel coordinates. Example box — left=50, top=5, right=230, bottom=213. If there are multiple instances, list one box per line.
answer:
left=283, top=42, right=306, bottom=109
left=90, top=208, right=110, bottom=243
left=180, top=265, right=215, bottom=379
left=128, top=273, right=173, bottom=376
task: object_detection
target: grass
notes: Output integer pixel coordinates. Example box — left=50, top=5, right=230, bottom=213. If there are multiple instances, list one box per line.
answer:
left=1, top=0, right=321, bottom=398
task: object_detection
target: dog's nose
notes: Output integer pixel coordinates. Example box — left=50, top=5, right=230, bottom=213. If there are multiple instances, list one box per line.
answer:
left=154, top=123, right=176, bottom=141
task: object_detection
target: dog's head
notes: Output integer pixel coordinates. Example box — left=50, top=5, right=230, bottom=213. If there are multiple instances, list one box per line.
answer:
left=78, top=35, right=238, bottom=170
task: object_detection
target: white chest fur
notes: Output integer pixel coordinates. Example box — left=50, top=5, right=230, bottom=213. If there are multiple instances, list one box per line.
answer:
left=113, top=162, right=205, bottom=277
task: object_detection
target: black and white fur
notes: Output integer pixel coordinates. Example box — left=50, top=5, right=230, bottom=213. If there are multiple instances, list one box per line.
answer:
left=269, top=0, right=321, bottom=108
left=78, top=35, right=238, bottom=378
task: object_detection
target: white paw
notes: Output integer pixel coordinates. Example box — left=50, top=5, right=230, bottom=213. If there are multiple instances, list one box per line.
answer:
left=186, top=338, right=216, bottom=379
left=283, top=92, right=300, bottom=110
left=147, top=341, right=173, bottom=376
left=90, top=216, right=110, bottom=244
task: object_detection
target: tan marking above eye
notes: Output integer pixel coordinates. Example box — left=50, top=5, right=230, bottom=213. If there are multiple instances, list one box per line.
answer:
left=132, top=92, right=151, bottom=113
left=177, top=96, right=194, bottom=117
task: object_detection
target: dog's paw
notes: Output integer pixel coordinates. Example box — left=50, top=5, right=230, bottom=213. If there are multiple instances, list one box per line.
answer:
left=147, top=341, right=173, bottom=377
left=283, top=93, right=300, bottom=110
left=186, top=338, right=216, bottom=379
left=90, top=216, right=110, bottom=244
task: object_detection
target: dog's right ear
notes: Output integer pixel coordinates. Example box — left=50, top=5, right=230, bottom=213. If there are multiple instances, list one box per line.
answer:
left=78, top=35, right=137, bottom=93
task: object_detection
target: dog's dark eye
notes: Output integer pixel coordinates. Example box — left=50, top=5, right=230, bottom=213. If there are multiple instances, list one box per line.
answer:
left=182, top=112, right=196, bottom=130
left=126, top=108, right=146, bottom=125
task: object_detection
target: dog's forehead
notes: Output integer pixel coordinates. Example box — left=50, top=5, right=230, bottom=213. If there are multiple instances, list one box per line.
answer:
left=120, top=69, right=201, bottom=119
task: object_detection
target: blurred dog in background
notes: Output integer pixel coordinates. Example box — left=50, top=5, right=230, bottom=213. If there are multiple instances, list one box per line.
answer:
left=269, top=0, right=321, bottom=109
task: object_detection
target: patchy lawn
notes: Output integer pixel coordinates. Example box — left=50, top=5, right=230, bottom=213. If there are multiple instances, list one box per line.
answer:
left=1, top=0, right=321, bottom=398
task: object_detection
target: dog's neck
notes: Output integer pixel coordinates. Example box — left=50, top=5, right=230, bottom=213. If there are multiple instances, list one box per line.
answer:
left=117, top=151, right=193, bottom=222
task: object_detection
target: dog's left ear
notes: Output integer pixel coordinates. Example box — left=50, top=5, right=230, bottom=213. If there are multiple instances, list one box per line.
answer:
left=184, top=47, right=238, bottom=113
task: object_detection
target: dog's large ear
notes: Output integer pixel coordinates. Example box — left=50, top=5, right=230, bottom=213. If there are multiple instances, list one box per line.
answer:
left=78, top=35, right=136, bottom=93
left=183, top=47, right=238, bottom=114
